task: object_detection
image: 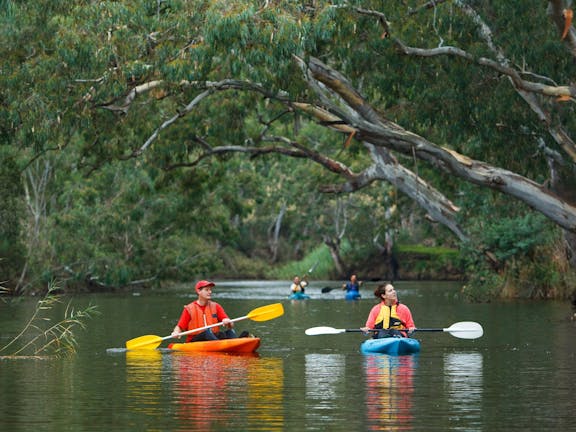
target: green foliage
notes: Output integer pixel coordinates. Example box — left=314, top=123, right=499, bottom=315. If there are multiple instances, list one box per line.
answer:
left=478, top=213, right=549, bottom=261
left=459, top=211, right=559, bottom=300
left=2, top=0, right=575, bottom=299
left=218, top=246, right=270, bottom=279
left=398, top=244, right=459, bottom=258
left=42, top=159, right=243, bottom=286
left=0, top=149, right=25, bottom=287
left=460, top=269, right=504, bottom=302
left=272, top=244, right=336, bottom=280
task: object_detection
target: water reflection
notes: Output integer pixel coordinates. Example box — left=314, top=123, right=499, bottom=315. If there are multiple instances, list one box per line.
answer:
left=7, top=282, right=573, bottom=432
left=126, top=349, right=165, bottom=416
left=245, top=356, right=284, bottom=430
left=171, top=353, right=284, bottom=431
left=364, top=354, right=418, bottom=431
left=305, top=353, right=346, bottom=405
left=444, top=352, right=483, bottom=430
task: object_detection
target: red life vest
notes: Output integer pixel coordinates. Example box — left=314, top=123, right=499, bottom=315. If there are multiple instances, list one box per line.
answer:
left=184, top=301, right=221, bottom=337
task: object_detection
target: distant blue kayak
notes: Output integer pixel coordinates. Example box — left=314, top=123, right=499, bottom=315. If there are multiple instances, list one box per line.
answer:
left=345, top=290, right=361, bottom=300
left=289, top=292, right=310, bottom=300
left=360, top=337, right=421, bottom=355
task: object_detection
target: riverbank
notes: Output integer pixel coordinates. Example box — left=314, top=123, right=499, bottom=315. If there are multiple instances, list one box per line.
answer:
left=360, top=247, right=463, bottom=282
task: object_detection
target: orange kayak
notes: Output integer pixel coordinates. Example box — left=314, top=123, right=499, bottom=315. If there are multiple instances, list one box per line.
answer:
left=168, top=337, right=261, bottom=353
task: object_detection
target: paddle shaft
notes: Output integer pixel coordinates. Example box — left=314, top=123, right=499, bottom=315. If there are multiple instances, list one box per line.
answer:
left=127, top=316, right=248, bottom=349
left=346, top=328, right=412, bottom=336
left=169, top=314, right=250, bottom=341
left=297, top=262, right=319, bottom=294
left=342, top=328, right=463, bottom=334
left=126, top=302, right=284, bottom=350
left=305, top=321, right=483, bottom=339
left=307, top=260, right=319, bottom=274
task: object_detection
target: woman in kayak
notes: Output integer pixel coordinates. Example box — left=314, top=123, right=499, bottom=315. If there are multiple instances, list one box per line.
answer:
left=171, top=280, right=238, bottom=342
left=361, top=283, right=416, bottom=338
left=342, top=274, right=362, bottom=299
left=290, top=275, right=308, bottom=295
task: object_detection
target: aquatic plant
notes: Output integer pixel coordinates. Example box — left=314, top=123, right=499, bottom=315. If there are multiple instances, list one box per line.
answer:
left=0, top=281, right=99, bottom=358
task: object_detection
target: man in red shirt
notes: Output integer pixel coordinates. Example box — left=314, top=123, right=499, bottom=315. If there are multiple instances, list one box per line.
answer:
left=171, top=280, right=237, bottom=342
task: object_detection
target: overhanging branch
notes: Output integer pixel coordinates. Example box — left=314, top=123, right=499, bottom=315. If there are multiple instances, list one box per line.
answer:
left=298, top=55, right=576, bottom=234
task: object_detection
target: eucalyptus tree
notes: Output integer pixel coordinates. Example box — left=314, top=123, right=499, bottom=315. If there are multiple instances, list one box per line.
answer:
left=4, top=1, right=576, bottom=296
left=0, top=150, right=25, bottom=285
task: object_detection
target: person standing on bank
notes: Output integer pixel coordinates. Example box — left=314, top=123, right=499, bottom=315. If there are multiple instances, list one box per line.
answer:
left=361, top=283, right=416, bottom=338
left=171, top=280, right=237, bottom=342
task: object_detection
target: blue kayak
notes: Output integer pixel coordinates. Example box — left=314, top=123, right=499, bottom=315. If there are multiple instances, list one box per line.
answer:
left=289, top=292, right=310, bottom=300
left=345, top=290, right=361, bottom=300
left=360, top=337, right=420, bottom=355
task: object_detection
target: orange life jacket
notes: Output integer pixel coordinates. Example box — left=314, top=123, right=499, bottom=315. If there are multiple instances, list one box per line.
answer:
left=184, top=301, right=221, bottom=336
left=374, top=304, right=405, bottom=330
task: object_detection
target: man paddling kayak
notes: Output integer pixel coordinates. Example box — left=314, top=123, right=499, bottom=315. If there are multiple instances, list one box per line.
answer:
left=171, top=280, right=238, bottom=342
left=361, top=283, right=416, bottom=338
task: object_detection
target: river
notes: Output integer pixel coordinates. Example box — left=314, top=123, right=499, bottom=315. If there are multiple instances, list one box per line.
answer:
left=1, top=280, right=575, bottom=431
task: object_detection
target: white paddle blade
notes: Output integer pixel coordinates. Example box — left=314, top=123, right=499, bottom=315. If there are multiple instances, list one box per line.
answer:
left=444, top=321, right=484, bottom=339
left=305, top=326, right=346, bottom=336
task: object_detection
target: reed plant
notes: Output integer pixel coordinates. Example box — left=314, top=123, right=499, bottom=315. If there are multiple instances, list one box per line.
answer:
left=0, top=281, right=99, bottom=358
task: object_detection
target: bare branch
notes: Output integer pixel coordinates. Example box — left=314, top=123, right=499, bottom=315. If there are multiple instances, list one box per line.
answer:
left=451, top=2, right=576, bottom=161
left=391, top=41, right=576, bottom=162
left=97, top=80, right=164, bottom=114
left=298, top=56, right=576, bottom=233
left=135, top=79, right=289, bottom=157
left=164, top=143, right=307, bottom=171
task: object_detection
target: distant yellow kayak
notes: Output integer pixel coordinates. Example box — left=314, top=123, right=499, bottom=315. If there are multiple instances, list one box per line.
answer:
left=168, top=337, right=261, bottom=353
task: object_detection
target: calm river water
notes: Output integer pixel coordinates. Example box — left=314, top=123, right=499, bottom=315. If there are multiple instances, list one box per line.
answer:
left=1, top=280, right=575, bottom=431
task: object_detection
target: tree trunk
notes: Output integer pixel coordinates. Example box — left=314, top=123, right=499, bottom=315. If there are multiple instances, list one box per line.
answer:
left=323, top=235, right=346, bottom=277
left=268, top=203, right=286, bottom=263
left=548, top=155, right=576, bottom=267
left=17, top=160, right=51, bottom=294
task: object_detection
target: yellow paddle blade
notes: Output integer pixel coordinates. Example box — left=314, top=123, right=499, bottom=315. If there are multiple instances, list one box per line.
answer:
left=246, top=303, right=284, bottom=322
left=125, top=334, right=163, bottom=350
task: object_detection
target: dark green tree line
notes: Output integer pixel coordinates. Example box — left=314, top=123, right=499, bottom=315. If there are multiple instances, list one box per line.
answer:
left=2, top=1, right=576, bottom=299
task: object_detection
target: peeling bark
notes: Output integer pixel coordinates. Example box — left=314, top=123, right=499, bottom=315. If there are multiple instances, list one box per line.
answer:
left=300, top=55, right=576, bottom=235
left=127, top=3, right=576, bottom=263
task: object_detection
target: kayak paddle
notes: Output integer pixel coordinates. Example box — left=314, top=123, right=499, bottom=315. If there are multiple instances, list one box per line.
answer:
left=413, top=321, right=483, bottom=339
left=305, top=321, right=484, bottom=339
left=125, top=302, right=284, bottom=350
left=306, top=260, right=319, bottom=275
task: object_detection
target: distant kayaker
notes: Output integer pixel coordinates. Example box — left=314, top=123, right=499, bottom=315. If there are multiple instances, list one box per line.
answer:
left=290, top=275, right=307, bottom=295
left=342, top=274, right=362, bottom=299
left=361, top=283, right=416, bottom=338
left=171, top=280, right=237, bottom=342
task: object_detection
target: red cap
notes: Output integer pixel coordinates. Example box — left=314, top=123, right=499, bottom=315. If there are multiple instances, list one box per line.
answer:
left=195, top=280, right=215, bottom=292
